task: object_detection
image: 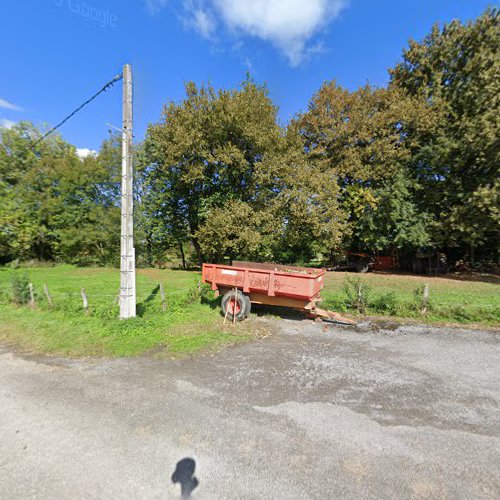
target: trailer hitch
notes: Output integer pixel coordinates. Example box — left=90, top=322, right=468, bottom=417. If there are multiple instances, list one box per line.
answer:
left=309, top=307, right=357, bottom=325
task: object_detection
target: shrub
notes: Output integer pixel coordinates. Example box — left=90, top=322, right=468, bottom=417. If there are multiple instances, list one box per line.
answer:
left=10, top=273, right=31, bottom=305
left=371, top=291, right=400, bottom=315
left=343, top=277, right=371, bottom=314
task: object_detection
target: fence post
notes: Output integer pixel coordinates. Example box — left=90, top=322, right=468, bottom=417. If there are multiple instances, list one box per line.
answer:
left=28, top=283, right=36, bottom=309
left=421, top=283, right=429, bottom=315
left=81, top=288, right=89, bottom=314
left=43, top=284, right=53, bottom=307
left=159, top=283, right=167, bottom=312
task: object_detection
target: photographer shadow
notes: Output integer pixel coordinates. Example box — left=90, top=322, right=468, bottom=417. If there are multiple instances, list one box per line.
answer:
left=171, top=457, right=198, bottom=498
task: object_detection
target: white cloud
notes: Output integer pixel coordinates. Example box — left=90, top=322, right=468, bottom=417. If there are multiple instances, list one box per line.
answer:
left=213, top=0, right=347, bottom=66
left=147, top=0, right=348, bottom=66
left=183, top=1, right=216, bottom=39
left=0, top=119, right=16, bottom=129
left=76, top=148, right=97, bottom=159
left=0, top=98, right=24, bottom=112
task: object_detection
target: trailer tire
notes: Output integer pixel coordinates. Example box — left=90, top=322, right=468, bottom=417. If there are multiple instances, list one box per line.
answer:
left=356, top=263, right=370, bottom=273
left=243, top=293, right=251, bottom=316
left=221, top=290, right=250, bottom=322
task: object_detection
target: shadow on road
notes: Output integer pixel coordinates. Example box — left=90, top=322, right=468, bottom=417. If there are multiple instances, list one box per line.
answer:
left=171, top=457, right=199, bottom=498
left=202, top=293, right=308, bottom=322
left=250, top=303, right=308, bottom=322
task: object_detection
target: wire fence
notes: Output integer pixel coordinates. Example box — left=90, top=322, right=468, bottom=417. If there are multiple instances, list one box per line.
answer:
left=2, top=277, right=498, bottom=324
left=2, top=278, right=208, bottom=318
left=34, top=288, right=193, bottom=299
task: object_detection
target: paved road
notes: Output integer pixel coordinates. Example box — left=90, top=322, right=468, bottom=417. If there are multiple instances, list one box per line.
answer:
left=1, top=320, right=499, bottom=499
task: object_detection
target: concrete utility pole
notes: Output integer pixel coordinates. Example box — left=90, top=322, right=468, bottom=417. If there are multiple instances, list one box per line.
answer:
left=119, top=64, right=136, bottom=319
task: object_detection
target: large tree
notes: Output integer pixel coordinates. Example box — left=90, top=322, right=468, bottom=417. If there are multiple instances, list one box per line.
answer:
left=0, top=122, right=121, bottom=265
left=297, top=82, right=431, bottom=255
left=390, top=7, right=499, bottom=261
left=144, top=79, right=347, bottom=264
left=144, top=79, right=281, bottom=263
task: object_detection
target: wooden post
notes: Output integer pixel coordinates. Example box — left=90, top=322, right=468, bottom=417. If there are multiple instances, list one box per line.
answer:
left=232, top=287, right=237, bottom=324
left=43, top=284, right=52, bottom=307
left=159, top=283, right=167, bottom=312
left=28, top=283, right=36, bottom=308
left=223, top=291, right=231, bottom=326
left=422, top=283, right=429, bottom=315
left=81, top=288, right=89, bottom=314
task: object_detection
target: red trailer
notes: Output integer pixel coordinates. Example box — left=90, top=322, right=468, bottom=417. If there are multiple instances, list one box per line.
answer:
left=202, top=261, right=355, bottom=324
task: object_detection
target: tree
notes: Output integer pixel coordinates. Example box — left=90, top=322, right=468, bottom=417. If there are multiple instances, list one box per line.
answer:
left=0, top=123, right=121, bottom=265
left=298, top=82, right=430, bottom=183
left=390, top=7, right=500, bottom=261
left=353, top=172, right=430, bottom=252
left=297, top=81, right=431, bottom=255
left=54, top=148, right=121, bottom=265
left=145, top=79, right=282, bottom=263
left=0, top=122, right=72, bottom=261
left=144, top=78, right=349, bottom=265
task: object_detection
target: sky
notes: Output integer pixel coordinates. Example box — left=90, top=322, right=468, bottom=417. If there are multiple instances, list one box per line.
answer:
left=0, top=0, right=493, bottom=153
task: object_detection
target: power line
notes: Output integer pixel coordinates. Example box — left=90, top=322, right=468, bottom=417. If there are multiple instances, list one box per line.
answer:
left=33, top=72, right=123, bottom=147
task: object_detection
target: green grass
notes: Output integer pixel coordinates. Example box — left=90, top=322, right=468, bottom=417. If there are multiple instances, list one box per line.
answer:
left=0, top=265, right=250, bottom=357
left=0, top=266, right=498, bottom=359
left=322, top=271, right=500, bottom=326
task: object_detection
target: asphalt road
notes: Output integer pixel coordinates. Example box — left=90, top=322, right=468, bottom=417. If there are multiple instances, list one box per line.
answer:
left=1, top=320, right=499, bottom=499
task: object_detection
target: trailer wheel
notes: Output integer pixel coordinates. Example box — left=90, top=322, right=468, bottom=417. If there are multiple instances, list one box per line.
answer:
left=221, top=289, right=250, bottom=322
left=356, top=262, right=370, bottom=273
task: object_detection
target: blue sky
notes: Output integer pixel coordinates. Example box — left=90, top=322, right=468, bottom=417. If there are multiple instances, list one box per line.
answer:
left=0, top=0, right=492, bottom=154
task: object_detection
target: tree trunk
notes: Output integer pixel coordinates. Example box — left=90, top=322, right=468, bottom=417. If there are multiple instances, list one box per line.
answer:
left=179, top=241, right=186, bottom=270
left=191, top=237, right=204, bottom=267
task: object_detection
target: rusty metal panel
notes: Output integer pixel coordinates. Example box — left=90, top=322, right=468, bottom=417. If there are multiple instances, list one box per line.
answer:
left=202, top=263, right=325, bottom=301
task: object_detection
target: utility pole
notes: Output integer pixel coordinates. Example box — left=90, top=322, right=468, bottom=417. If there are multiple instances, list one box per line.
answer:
left=119, top=64, right=136, bottom=318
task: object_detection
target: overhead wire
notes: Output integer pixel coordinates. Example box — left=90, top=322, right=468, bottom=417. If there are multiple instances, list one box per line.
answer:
left=33, top=72, right=123, bottom=147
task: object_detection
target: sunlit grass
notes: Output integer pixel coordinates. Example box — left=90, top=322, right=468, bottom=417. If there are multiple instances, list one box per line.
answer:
left=0, top=266, right=498, bottom=359
left=322, top=271, right=500, bottom=326
left=0, top=265, right=251, bottom=357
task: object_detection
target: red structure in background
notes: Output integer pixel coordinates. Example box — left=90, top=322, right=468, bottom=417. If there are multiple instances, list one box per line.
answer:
left=372, top=255, right=397, bottom=271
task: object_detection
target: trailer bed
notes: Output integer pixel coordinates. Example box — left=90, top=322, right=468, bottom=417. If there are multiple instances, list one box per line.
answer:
left=202, top=262, right=355, bottom=324
left=202, top=262, right=325, bottom=302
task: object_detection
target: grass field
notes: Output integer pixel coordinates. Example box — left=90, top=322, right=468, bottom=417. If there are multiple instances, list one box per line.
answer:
left=0, top=265, right=498, bottom=358
left=0, top=265, right=252, bottom=357
left=322, top=271, right=499, bottom=325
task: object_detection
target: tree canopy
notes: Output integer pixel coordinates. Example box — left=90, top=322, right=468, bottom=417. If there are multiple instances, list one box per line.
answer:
left=0, top=123, right=120, bottom=265
left=143, top=78, right=347, bottom=265
left=1, top=7, right=498, bottom=268
left=390, top=7, right=499, bottom=260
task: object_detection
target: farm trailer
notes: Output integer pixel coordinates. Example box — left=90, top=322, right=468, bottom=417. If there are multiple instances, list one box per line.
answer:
left=202, top=261, right=355, bottom=324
